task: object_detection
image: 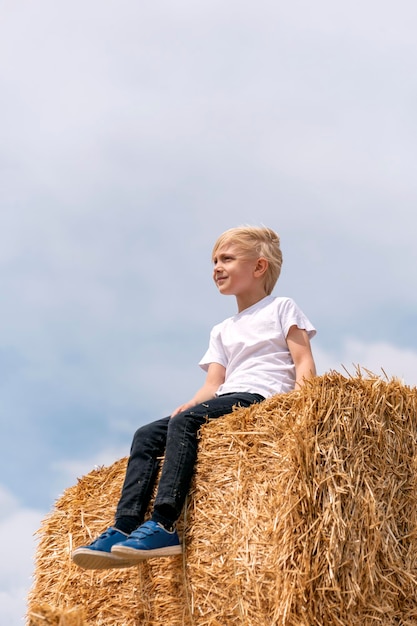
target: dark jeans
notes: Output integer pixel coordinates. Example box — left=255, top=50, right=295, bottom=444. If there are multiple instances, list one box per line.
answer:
left=115, top=392, right=264, bottom=526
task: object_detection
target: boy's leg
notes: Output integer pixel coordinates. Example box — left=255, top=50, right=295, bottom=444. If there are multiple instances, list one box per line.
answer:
left=115, top=416, right=171, bottom=532
left=111, top=392, right=264, bottom=561
left=153, top=393, right=264, bottom=526
left=72, top=416, right=170, bottom=569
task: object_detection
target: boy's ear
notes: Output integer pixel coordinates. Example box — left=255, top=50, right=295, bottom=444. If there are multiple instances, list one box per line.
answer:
left=254, top=257, right=268, bottom=277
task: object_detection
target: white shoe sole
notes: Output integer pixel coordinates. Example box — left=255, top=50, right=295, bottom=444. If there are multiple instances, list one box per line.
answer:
left=72, top=548, right=136, bottom=570
left=111, top=543, right=182, bottom=562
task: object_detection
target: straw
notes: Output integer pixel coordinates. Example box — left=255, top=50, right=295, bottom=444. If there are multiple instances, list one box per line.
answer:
left=27, top=372, right=417, bottom=625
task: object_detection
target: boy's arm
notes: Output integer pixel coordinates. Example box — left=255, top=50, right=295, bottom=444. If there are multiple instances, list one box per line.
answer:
left=286, top=325, right=316, bottom=389
left=170, top=362, right=226, bottom=417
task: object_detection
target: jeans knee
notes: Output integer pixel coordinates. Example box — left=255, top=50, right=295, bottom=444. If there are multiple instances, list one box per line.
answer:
left=130, top=418, right=168, bottom=454
left=130, top=423, right=150, bottom=449
left=132, top=421, right=154, bottom=440
left=168, top=408, right=207, bottom=435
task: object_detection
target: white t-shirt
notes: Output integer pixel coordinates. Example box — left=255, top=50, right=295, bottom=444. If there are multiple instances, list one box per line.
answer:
left=199, top=295, right=316, bottom=398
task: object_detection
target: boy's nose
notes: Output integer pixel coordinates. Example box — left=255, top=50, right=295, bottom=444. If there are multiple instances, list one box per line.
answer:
left=213, top=266, right=222, bottom=280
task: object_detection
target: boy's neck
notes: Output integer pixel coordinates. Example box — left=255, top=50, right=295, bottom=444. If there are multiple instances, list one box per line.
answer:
left=235, top=291, right=268, bottom=313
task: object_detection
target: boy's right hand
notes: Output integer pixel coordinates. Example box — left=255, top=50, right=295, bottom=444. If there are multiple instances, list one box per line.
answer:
left=170, top=401, right=195, bottom=418
left=170, top=364, right=224, bottom=418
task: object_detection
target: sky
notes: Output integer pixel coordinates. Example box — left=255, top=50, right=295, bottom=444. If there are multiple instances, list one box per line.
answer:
left=1, top=0, right=417, bottom=622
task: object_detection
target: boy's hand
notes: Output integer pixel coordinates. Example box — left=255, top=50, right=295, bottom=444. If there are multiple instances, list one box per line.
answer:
left=170, top=401, right=196, bottom=418
left=170, top=363, right=225, bottom=418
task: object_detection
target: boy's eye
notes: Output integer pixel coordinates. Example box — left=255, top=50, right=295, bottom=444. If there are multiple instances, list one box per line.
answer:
left=213, top=254, right=235, bottom=265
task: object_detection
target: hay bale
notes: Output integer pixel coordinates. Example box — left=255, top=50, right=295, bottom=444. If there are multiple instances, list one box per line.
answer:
left=27, top=373, right=417, bottom=625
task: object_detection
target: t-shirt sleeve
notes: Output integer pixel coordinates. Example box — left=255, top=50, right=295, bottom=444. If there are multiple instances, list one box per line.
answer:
left=279, top=298, right=317, bottom=339
left=198, top=324, right=228, bottom=372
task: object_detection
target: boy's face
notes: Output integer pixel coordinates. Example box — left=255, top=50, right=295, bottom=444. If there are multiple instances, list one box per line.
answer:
left=212, top=243, right=260, bottom=297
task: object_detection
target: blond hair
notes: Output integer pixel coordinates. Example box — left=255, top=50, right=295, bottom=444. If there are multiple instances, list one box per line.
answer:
left=212, top=226, right=283, bottom=295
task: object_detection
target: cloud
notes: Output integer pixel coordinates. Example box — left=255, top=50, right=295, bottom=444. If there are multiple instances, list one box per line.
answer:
left=1, top=2, right=417, bottom=621
left=51, top=445, right=129, bottom=499
left=0, top=487, right=44, bottom=625
left=314, top=339, right=417, bottom=388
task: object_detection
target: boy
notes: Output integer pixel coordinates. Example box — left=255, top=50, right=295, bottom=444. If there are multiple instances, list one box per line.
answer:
left=72, top=226, right=316, bottom=569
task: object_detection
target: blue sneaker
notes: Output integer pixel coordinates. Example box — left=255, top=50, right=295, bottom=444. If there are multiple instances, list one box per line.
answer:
left=72, top=527, right=134, bottom=569
left=111, top=520, right=182, bottom=561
